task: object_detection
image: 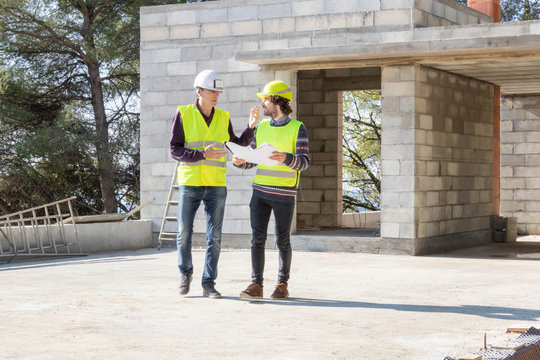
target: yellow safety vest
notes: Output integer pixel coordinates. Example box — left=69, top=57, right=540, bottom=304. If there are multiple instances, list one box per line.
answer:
left=253, top=118, right=302, bottom=188
left=176, top=104, right=230, bottom=186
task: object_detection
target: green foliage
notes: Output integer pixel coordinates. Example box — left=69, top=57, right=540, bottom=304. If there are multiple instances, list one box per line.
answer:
left=500, top=0, right=540, bottom=21
left=342, top=90, right=381, bottom=213
left=454, top=0, right=540, bottom=21
left=0, top=0, right=184, bottom=215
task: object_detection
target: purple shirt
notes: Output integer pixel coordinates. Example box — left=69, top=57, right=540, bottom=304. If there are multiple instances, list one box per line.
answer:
left=170, top=99, right=255, bottom=162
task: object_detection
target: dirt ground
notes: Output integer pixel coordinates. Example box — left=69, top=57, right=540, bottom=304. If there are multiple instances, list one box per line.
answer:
left=1, top=238, right=540, bottom=360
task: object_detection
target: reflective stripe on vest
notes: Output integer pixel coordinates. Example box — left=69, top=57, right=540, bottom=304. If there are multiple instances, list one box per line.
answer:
left=176, top=104, right=230, bottom=186
left=253, top=118, right=302, bottom=188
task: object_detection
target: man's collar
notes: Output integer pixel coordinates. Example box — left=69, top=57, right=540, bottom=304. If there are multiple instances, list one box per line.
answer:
left=271, top=115, right=289, bottom=125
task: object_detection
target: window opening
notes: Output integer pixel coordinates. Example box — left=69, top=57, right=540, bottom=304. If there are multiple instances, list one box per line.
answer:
left=342, top=90, right=381, bottom=215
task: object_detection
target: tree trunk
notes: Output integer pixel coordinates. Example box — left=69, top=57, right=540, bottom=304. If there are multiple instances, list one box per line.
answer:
left=81, top=6, right=117, bottom=214
left=88, top=62, right=117, bottom=213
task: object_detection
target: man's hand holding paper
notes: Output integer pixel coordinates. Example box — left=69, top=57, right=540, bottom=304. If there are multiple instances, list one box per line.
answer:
left=226, top=142, right=281, bottom=166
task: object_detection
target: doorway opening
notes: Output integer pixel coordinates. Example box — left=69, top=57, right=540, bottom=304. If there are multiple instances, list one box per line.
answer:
left=296, top=67, right=381, bottom=232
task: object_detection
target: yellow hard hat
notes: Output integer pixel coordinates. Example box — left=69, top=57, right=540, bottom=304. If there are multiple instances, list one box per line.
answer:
left=256, top=80, right=292, bottom=101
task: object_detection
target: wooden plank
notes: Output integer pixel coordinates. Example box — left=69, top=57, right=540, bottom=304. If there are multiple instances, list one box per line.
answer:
left=64, top=213, right=128, bottom=223
left=506, top=327, right=528, bottom=334
left=458, top=354, right=482, bottom=360
left=490, top=343, right=525, bottom=351
left=63, top=197, right=155, bottom=224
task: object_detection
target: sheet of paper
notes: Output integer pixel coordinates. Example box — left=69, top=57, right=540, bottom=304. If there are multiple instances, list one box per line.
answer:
left=226, top=142, right=280, bottom=166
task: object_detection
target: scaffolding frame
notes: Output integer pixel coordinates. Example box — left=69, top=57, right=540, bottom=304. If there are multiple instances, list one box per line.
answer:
left=0, top=196, right=84, bottom=263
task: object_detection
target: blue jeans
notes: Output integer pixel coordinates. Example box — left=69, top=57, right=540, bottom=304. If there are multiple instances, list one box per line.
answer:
left=176, top=186, right=227, bottom=285
left=249, top=194, right=294, bottom=285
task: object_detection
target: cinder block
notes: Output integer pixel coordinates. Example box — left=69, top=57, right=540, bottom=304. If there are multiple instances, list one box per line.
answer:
left=141, top=12, right=167, bottom=27
left=296, top=15, right=329, bottom=32
left=297, top=201, right=321, bottom=214
left=227, top=58, right=259, bottom=73
left=262, top=17, right=295, bottom=34
left=380, top=222, right=400, bottom=238
left=292, top=0, right=324, bottom=17
left=320, top=201, right=339, bottom=215
left=299, top=91, right=323, bottom=103
left=259, top=39, right=289, bottom=50
left=166, top=61, right=197, bottom=77
left=170, top=25, right=200, bottom=40
left=328, top=13, right=347, bottom=28
left=375, top=9, right=411, bottom=26
left=382, top=174, right=414, bottom=192
left=196, top=8, right=227, bottom=23
left=201, top=23, right=230, bottom=38
left=179, top=46, right=213, bottom=62
left=231, top=20, right=262, bottom=36
left=142, top=91, right=168, bottom=107
left=445, top=6, right=458, bottom=23
left=197, top=59, right=228, bottom=73
left=399, top=222, right=415, bottom=238
left=228, top=5, right=258, bottom=22
left=525, top=178, right=540, bottom=189
left=258, top=2, right=292, bottom=19
left=167, top=10, right=196, bottom=26
left=382, top=81, right=415, bottom=97
left=325, top=0, right=379, bottom=13
left=313, top=177, right=339, bottom=190
left=141, top=27, right=169, bottom=42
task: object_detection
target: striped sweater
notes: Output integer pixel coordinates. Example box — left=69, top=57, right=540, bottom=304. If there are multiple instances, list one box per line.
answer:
left=236, top=115, right=310, bottom=203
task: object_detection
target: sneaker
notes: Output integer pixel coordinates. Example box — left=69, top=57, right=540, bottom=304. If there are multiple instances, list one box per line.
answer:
left=179, top=275, right=192, bottom=296
left=239, top=282, right=263, bottom=299
left=202, top=284, right=222, bottom=299
left=270, top=282, right=289, bottom=300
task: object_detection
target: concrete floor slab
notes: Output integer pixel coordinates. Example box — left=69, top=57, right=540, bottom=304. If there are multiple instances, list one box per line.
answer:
left=1, top=238, right=540, bottom=360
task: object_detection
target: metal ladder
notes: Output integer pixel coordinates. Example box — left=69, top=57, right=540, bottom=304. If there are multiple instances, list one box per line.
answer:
left=157, top=166, right=179, bottom=249
left=0, top=197, right=84, bottom=263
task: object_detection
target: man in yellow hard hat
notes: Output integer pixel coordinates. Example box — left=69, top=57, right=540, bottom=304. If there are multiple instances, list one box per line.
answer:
left=233, top=80, right=310, bottom=300
left=170, top=70, right=260, bottom=299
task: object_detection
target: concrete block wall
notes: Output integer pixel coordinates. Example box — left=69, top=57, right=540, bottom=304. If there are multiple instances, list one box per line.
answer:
left=140, top=0, right=497, bottom=241
left=500, top=95, right=540, bottom=234
left=296, top=70, right=341, bottom=229
left=381, top=64, right=494, bottom=253
left=141, top=1, right=299, bottom=236
left=139, top=0, right=432, bottom=237
left=412, top=0, right=493, bottom=28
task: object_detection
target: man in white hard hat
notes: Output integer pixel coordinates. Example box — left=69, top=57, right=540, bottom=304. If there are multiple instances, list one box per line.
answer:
left=170, top=70, right=260, bottom=299
left=233, top=80, right=310, bottom=300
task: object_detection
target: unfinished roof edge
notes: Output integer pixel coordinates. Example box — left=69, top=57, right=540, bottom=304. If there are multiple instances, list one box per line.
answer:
left=236, top=20, right=540, bottom=68
left=139, top=0, right=491, bottom=19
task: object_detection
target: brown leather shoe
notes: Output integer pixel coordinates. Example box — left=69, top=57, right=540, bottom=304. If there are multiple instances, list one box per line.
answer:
left=240, top=282, right=263, bottom=299
left=270, top=282, right=289, bottom=300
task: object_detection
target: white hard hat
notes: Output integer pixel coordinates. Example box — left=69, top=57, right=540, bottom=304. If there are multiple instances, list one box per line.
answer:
left=193, top=70, right=224, bottom=91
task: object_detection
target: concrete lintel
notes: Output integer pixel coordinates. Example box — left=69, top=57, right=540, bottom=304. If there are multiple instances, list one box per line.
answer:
left=237, top=36, right=540, bottom=69
left=236, top=22, right=540, bottom=68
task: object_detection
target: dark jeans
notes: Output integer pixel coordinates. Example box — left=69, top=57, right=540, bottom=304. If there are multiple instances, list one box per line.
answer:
left=249, top=194, right=294, bottom=285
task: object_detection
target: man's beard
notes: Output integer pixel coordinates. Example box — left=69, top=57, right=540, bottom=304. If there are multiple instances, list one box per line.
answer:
left=262, top=106, right=275, bottom=118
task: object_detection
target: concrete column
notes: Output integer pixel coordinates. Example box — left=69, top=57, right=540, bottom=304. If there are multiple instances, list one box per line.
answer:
left=380, top=65, right=416, bottom=241
left=468, top=0, right=500, bottom=218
